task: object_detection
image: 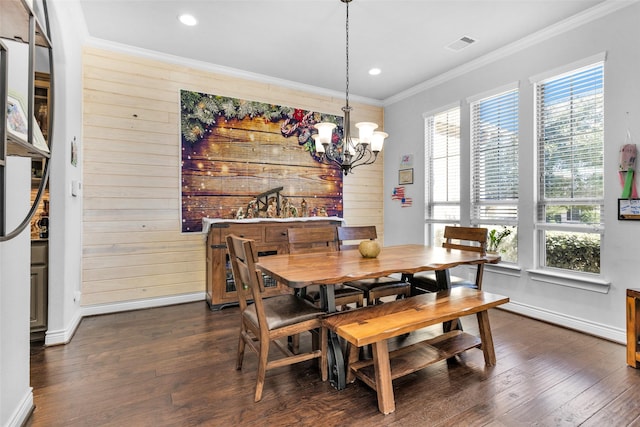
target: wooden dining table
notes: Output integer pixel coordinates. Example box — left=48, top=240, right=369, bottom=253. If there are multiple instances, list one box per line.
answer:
left=255, top=244, right=500, bottom=389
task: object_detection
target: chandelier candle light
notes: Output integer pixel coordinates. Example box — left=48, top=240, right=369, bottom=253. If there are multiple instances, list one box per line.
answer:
left=312, top=0, right=388, bottom=175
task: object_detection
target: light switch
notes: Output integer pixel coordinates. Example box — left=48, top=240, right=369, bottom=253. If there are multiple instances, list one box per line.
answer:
left=71, top=180, right=81, bottom=196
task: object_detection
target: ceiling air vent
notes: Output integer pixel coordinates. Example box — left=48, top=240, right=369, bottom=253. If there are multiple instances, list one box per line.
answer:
left=446, top=36, right=477, bottom=52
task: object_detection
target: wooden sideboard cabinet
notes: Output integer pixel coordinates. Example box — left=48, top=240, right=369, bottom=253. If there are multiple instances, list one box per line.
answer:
left=205, top=218, right=344, bottom=310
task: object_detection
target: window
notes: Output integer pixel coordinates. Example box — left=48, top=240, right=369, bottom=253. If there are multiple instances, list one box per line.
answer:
left=535, top=61, right=604, bottom=274
left=470, top=87, right=519, bottom=262
left=424, top=106, right=460, bottom=245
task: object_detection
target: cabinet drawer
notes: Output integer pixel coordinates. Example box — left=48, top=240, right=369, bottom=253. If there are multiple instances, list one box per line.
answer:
left=225, top=225, right=263, bottom=242
left=31, top=242, right=48, bottom=265
left=265, top=226, right=290, bottom=242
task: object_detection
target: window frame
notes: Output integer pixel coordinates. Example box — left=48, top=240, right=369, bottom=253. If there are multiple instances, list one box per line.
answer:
left=468, top=84, right=520, bottom=262
left=423, top=104, right=461, bottom=245
left=532, top=55, right=605, bottom=276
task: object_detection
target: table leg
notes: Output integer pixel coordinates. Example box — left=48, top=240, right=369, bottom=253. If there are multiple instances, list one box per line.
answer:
left=435, top=268, right=452, bottom=290
left=320, top=285, right=346, bottom=390
left=435, top=270, right=462, bottom=333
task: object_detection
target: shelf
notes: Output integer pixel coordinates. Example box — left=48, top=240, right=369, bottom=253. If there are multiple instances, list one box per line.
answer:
left=0, top=0, right=51, bottom=48
left=7, top=133, right=50, bottom=158
left=352, top=331, right=482, bottom=389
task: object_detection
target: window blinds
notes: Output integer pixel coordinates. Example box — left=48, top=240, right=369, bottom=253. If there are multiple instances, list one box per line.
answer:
left=536, top=63, right=604, bottom=224
left=425, top=106, right=460, bottom=221
left=471, top=89, right=519, bottom=224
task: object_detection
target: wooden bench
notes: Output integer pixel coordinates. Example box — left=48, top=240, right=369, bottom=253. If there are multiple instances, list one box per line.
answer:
left=322, top=287, right=509, bottom=415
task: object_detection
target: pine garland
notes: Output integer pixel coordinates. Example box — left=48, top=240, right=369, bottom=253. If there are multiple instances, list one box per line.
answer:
left=180, top=90, right=343, bottom=158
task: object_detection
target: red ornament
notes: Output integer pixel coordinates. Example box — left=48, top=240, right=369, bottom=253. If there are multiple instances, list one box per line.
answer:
left=293, top=109, right=304, bottom=122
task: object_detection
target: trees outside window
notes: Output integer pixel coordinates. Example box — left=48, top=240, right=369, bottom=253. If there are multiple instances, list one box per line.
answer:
left=535, top=62, right=604, bottom=274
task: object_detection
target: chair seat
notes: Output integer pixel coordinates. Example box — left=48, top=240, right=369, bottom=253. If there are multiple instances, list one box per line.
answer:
left=410, top=271, right=476, bottom=293
left=244, top=294, right=324, bottom=330
left=304, top=284, right=364, bottom=303
left=343, top=276, right=407, bottom=292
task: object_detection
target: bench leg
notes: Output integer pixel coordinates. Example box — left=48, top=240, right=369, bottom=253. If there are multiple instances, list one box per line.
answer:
left=476, top=310, right=496, bottom=366
left=372, top=340, right=395, bottom=415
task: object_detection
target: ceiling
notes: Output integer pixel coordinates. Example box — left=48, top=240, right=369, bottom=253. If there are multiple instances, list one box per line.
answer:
left=78, top=0, right=610, bottom=103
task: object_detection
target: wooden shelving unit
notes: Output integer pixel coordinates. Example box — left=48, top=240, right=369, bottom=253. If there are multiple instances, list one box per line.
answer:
left=627, top=288, right=640, bottom=368
left=0, top=0, right=53, bottom=241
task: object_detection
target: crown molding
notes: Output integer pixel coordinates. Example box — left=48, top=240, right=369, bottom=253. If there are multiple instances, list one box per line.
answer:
left=383, top=0, right=638, bottom=107
left=84, top=37, right=384, bottom=108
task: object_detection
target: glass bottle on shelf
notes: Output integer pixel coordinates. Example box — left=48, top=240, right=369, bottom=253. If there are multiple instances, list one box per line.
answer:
left=37, top=200, right=49, bottom=239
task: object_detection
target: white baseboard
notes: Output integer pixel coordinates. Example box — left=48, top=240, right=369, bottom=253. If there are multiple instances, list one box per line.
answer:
left=501, top=300, right=626, bottom=344
left=6, top=388, right=33, bottom=427
left=44, top=308, right=83, bottom=346
left=81, top=292, right=206, bottom=317
left=44, top=292, right=206, bottom=346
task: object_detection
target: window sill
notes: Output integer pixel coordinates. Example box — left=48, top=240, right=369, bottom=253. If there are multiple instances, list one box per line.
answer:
left=485, top=262, right=521, bottom=277
left=526, top=269, right=610, bottom=294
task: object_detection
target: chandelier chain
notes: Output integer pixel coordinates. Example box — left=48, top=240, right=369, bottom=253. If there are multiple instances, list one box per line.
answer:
left=345, top=0, right=349, bottom=109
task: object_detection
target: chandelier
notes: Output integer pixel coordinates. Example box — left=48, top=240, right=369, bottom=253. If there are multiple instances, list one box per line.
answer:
left=312, top=0, right=388, bottom=176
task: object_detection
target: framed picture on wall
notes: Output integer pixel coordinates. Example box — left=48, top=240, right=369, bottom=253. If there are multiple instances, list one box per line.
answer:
left=7, top=92, right=49, bottom=153
left=6, top=94, right=29, bottom=143
left=399, top=168, right=413, bottom=185
left=618, top=198, right=640, bottom=220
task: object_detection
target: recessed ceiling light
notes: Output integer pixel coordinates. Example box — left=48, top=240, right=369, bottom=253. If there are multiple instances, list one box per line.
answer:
left=179, top=14, right=197, bottom=26
left=368, top=68, right=381, bottom=76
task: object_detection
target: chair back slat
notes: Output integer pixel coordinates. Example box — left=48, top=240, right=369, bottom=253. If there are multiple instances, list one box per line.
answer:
left=441, top=226, right=488, bottom=290
left=287, top=226, right=339, bottom=254
left=442, top=226, right=487, bottom=254
left=337, top=226, right=377, bottom=250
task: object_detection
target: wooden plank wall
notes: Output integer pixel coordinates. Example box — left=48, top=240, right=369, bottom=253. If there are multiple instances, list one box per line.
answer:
left=81, top=47, right=384, bottom=306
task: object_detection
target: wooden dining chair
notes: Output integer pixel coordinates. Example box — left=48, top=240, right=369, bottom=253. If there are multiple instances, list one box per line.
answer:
left=410, top=226, right=488, bottom=293
left=226, top=234, right=328, bottom=402
left=287, top=226, right=365, bottom=310
left=337, top=226, right=412, bottom=305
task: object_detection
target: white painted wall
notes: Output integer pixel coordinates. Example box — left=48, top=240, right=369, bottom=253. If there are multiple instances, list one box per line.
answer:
left=0, top=158, right=32, bottom=427
left=1, top=27, right=38, bottom=427
left=43, top=0, right=86, bottom=346
left=383, top=2, right=640, bottom=343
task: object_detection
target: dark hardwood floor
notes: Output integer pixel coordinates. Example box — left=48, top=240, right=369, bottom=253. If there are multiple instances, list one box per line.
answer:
left=26, top=301, right=640, bottom=426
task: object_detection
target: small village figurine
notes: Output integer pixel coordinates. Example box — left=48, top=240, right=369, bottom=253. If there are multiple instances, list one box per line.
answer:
left=246, top=200, right=257, bottom=218
left=300, top=199, right=308, bottom=217
left=266, top=199, right=277, bottom=218
left=235, top=207, right=244, bottom=219
left=318, top=207, right=328, bottom=217
left=281, top=197, right=291, bottom=218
